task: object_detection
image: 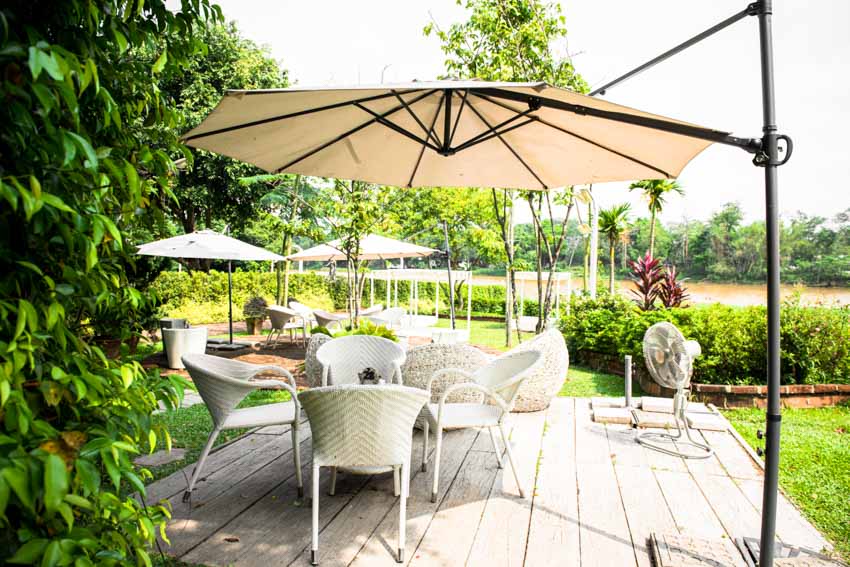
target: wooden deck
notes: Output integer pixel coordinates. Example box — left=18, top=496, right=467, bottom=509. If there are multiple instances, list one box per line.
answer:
left=148, top=398, right=830, bottom=566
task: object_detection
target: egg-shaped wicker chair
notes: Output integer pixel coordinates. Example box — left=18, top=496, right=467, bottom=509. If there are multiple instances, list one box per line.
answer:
left=500, top=329, right=569, bottom=412
left=304, top=332, right=332, bottom=388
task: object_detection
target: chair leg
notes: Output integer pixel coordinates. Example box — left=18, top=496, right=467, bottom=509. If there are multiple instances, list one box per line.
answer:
left=183, top=427, right=221, bottom=503
left=393, top=466, right=400, bottom=497
left=311, top=463, right=320, bottom=565
left=489, top=427, right=503, bottom=469
left=397, top=460, right=408, bottom=564
left=430, top=426, right=442, bottom=503
left=328, top=466, right=337, bottom=496
left=292, top=424, right=303, bottom=499
left=500, top=422, right=525, bottom=498
left=421, top=419, right=429, bottom=472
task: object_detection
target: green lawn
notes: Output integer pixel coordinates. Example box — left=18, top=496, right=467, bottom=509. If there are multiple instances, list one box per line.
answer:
left=433, top=318, right=533, bottom=351
left=559, top=365, right=643, bottom=398
left=724, top=405, right=850, bottom=561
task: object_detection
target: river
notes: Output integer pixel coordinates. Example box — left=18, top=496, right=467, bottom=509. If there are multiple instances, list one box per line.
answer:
left=472, top=275, right=850, bottom=307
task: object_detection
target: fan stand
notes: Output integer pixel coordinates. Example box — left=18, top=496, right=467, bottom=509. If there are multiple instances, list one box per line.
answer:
left=636, top=388, right=713, bottom=459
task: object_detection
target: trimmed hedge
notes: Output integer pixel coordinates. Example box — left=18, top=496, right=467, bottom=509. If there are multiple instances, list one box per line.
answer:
left=560, top=294, right=850, bottom=386
left=150, top=270, right=547, bottom=324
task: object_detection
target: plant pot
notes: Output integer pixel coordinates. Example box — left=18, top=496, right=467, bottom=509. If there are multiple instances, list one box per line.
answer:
left=126, top=334, right=140, bottom=355
left=245, top=317, right=264, bottom=335
left=93, top=337, right=122, bottom=359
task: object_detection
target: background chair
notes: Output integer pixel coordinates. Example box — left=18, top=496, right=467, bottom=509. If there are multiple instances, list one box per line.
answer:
left=312, top=308, right=347, bottom=331
left=163, top=326, right=208, bottom=369
left=421, top=350, right=542, bottom=503
left=266, top=305, right=307, bottom=347
left=358, top=303, right=383, bottom=317
left=299, top=385, right=428, bottom=565
left=316, top=335, right=405, bottom=387
left=368, top=307, right=407, bottom=329
left=288, top=300, right=316, bottom=333
left=180, top=353, right=303, bottom=503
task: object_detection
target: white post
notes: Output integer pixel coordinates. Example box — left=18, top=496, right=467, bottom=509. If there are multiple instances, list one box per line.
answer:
left=394, top=272, right=398, bottom=307
left=589, top=189, right=599, bottom=299
left=408, top=273, right=413, bottom=313
left=435, top=278, right=440, bottom=321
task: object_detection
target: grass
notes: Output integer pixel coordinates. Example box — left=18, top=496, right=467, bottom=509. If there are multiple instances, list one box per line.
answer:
left=145, top=388, right=291, bottom=483
left=559, top=365, right=643, bottom=398
left=723, top=405, right=850, bottom=561
left=433, top=318, right=533, bottom=351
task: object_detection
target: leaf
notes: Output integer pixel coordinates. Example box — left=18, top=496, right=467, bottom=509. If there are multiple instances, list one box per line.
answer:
left=55, top=283, right=74, bottom=296
left=2, top=466, right=34, bottom=512
left=61, top=131, right=77, bottom=165
left=40, top=539, right=62, bottom=567
left=84, top=240, right=97, bottom=272
left=63, top=493, right=92, bottom=510
left=0, top=380, right=8, bottom=407
left=44, top=454, right=68, bottom=513
left=120, top=366, right=133, bottom=388
left=75, top=460, right=100, bottom=495
left=66, top=131, right=98, bottom=171
left=0, top=475, right=9, bottom=517
left=27, top=46, right=43, bottom=79
left=37, top=50, right=64, bottom=81
left=123, top=470, right=146, bottom=498
left=7, top=538, right=47, bottom=564
left=152, top=49, right=168, bottom=74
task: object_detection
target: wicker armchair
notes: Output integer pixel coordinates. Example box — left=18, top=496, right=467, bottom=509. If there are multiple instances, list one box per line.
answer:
left=299, top=385, right=428, bottom=565
left=316, top=335, right=405, bottom=387
left=368, top=307, right=407, bottom=329
left=266, top=305, right=307, bottom=347
left=304, top=333, right=332, bottom=388
left=500, top=329, right=570, bottom=412
left=421, top=351, right=542, bottom=503
left=181, top=353, right=302, bottom=502
left=312, top=309, right=347, bottom=331
left=401, top=343, right=493, bottom=428
left=359, top=304, right=383, bottom=317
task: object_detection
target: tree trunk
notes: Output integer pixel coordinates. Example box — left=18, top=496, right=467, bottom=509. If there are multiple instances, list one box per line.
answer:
left=609, top=242, right=616, bottom=294
left=491, top=189, right=521, bottom=347
left=649, top=209, right=657, bottom=257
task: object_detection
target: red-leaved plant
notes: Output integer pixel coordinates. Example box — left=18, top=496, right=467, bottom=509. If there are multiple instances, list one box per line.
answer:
left=628, top=252, right=664, bottom=310
left=658, top=264, right=690, bottom=308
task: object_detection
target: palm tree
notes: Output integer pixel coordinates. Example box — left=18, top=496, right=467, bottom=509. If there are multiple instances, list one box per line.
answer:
left=629, top=179, right=684, bottom=257
left=598, top=203, right=631, bottom=294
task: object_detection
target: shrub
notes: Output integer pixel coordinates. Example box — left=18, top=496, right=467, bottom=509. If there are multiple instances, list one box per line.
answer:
left=243, top=296, right=269, bottom=319
left=561, top=295, right=850, bottom=386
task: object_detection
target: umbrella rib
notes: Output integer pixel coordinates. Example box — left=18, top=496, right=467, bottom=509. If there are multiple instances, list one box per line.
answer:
left=353, top=102, right=442, bottom=152
left=452, top=108, right=537, bottom=152
left=447, top=89, right=469, bottom=147
left=464, top=98, right=548, bottom=189
left=183, top=90, right=416, bottom=142
left=392, top=90, right=442, bottom=147
left=407, top=91, right=446, bottom=188
left=470, top=92, right=673, bottom=178
left=273, top=89, right=439, bottom=173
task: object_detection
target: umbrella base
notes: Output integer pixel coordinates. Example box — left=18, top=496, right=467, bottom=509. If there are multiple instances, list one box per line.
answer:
left=737, top=537, right=844, bottom=566
left=206, top=341, right=254, bottom=352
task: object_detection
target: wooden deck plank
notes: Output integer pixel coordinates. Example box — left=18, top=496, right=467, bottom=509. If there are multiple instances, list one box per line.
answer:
left=466, top=411, right=547, bottom=567
left=691, top=472, right=763, bottom=541
left=736, top=478, right=830, bottom=553
left=681, top=429, right=727, bottom=477
left=638, top=428, right=688, bottom=473
left=525, top=398, right=580, bottom=567
left=653, top=469, right=726, bottom=540
left=408, top=450, right=499, bottom=566
left=701, top=430, right=763, bottom=480
left=575, top=400, right=637, bottom=567
left=607, top=425, right=677, bottom=567
left=348, top=428, right=480, bottom=567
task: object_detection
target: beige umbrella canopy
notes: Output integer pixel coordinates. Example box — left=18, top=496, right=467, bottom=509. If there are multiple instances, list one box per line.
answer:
left=182, top=80, right=731, bottom=190
left=286, top=234, right=437, bottom=262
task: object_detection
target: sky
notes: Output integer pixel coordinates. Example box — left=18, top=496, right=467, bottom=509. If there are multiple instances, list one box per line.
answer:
left=210, top=0, right=850, bottom=225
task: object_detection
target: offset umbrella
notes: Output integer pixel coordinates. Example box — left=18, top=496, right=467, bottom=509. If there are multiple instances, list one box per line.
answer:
left=184, top=32, right=791, bottom=560
left=137, top=230, right=284, bottom=344
left=286, top=233, right=437, bottom=262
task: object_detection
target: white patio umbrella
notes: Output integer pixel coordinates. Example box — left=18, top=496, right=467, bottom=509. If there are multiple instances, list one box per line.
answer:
left=286, top=234, right=437, bottom=262
left=137, top=230, right=284, bottom=344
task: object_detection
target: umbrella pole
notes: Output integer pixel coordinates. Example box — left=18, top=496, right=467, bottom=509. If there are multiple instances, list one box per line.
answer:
left=442, top=221, right=456, bottom=330
left=228, top=260, right=234, bottom=344
left=757, top=1, right=781, bottom=564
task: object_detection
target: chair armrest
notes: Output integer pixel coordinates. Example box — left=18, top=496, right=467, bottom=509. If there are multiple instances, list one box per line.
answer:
left=425, top=368, right=473, bottom=394
left=246, top=367, right=300, bottom=421
left=436, top=382, right=510, bottom=421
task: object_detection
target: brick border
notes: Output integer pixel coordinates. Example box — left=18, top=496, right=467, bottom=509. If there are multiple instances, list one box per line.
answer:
left=574, top=350, right=850, bottom=409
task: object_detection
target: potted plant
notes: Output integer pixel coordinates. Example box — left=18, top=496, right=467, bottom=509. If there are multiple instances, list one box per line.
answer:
left=243, top=296, right=269, bottom=335
left=89, top=303, right=129, bottom=359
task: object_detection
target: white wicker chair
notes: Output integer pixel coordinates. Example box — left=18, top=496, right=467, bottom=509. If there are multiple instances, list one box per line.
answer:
left=422, top=350, right=542, bottom=503
left=401, top=343, right=493, bottom=428
left=312, top=309, right=347, bottom=331
left=368, top=307, right=407, bottom=329
left=304, top=333, right=333, bottom=388
left=316, top=335, right=405, bottom=387
left=500, top=329, right=570, bottom=412
left=359, top=304, right=384, bottom=317
left=288, top=300, right=316, bottom=332
left=299, top=385, right=428, bottom=565
left=266, top=305, right=307, bottom=347
left=180, top=353, right=303, bottom=503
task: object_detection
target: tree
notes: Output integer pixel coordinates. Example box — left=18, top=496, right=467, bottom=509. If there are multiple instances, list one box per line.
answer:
left=0, top=0, right=219, bottom=563
left=158, top=23, right=288, bottom=243
left=598, top=203, right=631, bottom=294
left=629, top=179, right=684, bottom=257
left=426, top=0, right=588, bottom=344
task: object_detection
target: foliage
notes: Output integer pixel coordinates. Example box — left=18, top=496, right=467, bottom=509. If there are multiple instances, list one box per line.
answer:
left=629, top=179, right=683, bottom=257
left=658, top=265, right=689, bottom=308
left=242, top=296, right=268, bottom=319
left=0, top=0, right=219, bottom=563
left=310, top=326, right=332, bottom=337
left=628, top=252, right=664, bottom=310
left=560, top=294, right=850, bottom=386
left=725, top=405, right=850, bottom=562
left=158, top=22, right=289, bottom=237
left=345, top=321, right=398, bottom=342
left=599, top=203, right=631, bottom=294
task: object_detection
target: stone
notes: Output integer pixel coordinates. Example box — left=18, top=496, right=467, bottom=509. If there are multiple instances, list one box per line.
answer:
left=134, top=448, right=187, bottom=467
left=641, top=396, right=674, bottom=413
left=592, top=407, right=634, bottom=425
left=633, top=410, right=678, bottom=429
left=687, top=413, right=728, bottom=432
left=591, top=396, right=625, bottom=409
left=651, top=533, right=749, bottom=567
